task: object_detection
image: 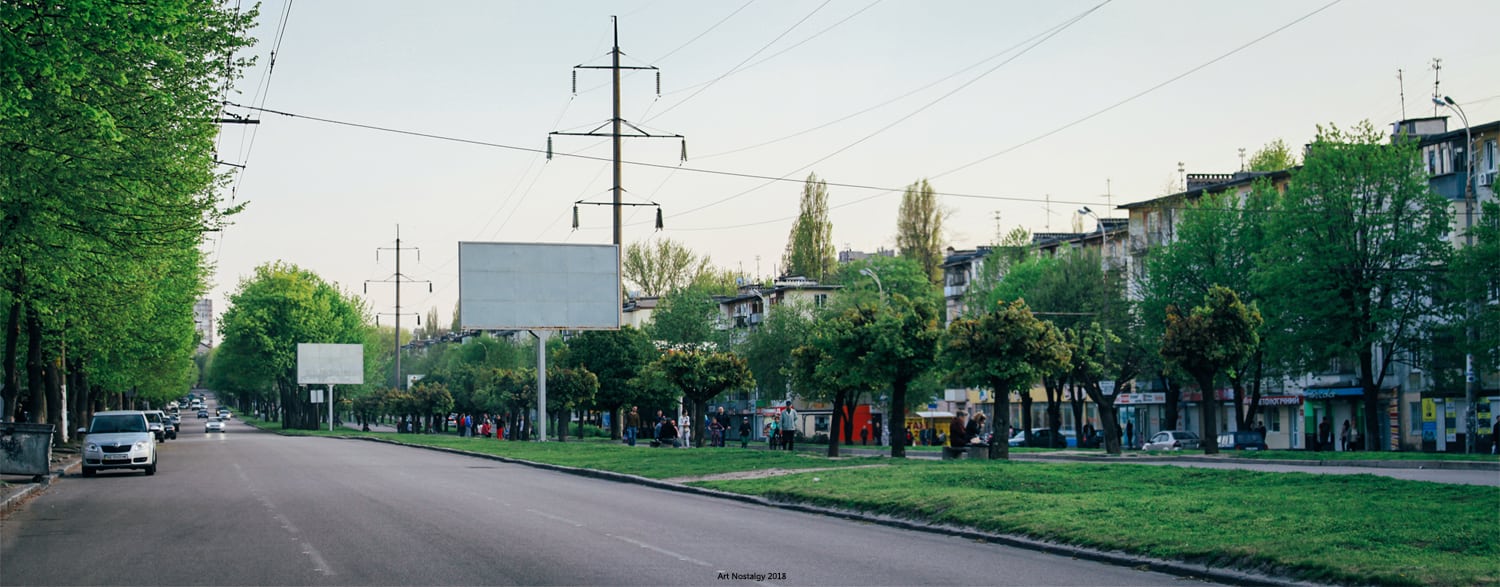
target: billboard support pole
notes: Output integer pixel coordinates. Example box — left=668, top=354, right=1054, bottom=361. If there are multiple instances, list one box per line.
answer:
left=534, top=330, right=549, bottom=442
left=329, top=385, right=335, bottom=433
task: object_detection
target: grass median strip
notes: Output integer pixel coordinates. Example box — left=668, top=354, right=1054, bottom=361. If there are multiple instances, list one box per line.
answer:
left=246, top=418, right=1496, bottom=585
left=692, top=460, right=1497, bottom=587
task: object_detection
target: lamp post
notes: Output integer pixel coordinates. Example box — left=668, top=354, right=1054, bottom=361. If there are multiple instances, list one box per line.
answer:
left=1079, top=206, right=1105, bottom=254
left=858, top=267, right=884, bottom=299
left=1434, top=95, right=1479, bottom=454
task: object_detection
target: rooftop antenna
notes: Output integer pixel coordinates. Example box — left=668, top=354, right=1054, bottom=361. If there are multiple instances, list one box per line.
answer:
left=1397, top=68, right=1406, bottom=121
left=993, top=210, right=1003, bottom=243
left=1238, top=148, right=1247, bottom=171
left=1105, top=178, right=1112, bottom=219
left=1177, top=162, right=1186, bottom=192
left=1044, top=195, right=1052, bottom=232
left=1430, top=57, right=1442, bottom=116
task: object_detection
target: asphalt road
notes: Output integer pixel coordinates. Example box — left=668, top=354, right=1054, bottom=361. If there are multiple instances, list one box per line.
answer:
left=1, top=418, right=1220, bottom=587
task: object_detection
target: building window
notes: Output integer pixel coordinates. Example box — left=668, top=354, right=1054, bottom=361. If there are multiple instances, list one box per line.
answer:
left=814, top=294, right=828, bottom=307
left=1410, top=402, right=1422, bottom=433
left=814, top=415, right=829, bottom=432
left=1267, top=409, right=1280, bottom=433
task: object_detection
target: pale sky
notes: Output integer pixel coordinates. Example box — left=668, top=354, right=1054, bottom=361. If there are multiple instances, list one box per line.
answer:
left=207, top=0, right=1500, bottom=331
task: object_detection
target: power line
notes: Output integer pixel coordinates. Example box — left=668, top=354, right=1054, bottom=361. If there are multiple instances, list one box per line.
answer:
left=640, top=0, right=833, bottom=124
left=929, top=0, right=1344, bottom=184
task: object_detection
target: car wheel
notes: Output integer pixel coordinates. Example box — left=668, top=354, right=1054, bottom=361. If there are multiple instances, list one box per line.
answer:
left=82, top=466, right=96, bottom=477
left=144, top=461, right=156, bottom=476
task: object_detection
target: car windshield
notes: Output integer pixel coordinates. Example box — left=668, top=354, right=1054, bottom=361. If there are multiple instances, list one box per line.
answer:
left=92, top=415, right=146, bottom=433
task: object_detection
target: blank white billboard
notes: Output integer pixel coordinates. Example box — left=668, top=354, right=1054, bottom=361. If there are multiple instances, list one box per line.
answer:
left=297, top=343, right=365, bottom=385
left=459, top=242, right=620, bottom=331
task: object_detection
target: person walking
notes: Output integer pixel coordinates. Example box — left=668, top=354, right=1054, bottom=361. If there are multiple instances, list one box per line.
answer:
left=625, top=406, right=641, bottom=446
left=1318, top=416, right=1332, bottom=451
left=680, top=411, right=692, bottom=448
left=1340, top=419, right=1352, bottom=452
left=767, top=420, right=780, bottom=450
left=860, top=424, right=870, bottom=446
left=872, top=419, right=882, bottom=446
left=779, top=401, right=798, bottom=451
left=1125, top=420, right=1135, bottom=450
left=714, top=407, right=731, bottom=447
left=739, top=418, right=751, bottom=449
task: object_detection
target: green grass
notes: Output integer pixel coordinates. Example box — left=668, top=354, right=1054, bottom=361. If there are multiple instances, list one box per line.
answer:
left=692, top=462, right=1498, bottom=587
left=1225, top=449, right=1500, bottom=462
left=243, top=416, right=1498, bottom=586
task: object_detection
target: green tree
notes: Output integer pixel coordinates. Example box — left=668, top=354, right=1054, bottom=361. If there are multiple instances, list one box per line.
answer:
left=564, top=326, right=657, bottom=439
left=622, top=238, right=710, bottom=297
left=211, top=262, right=370, bottom=429
left=1444, top=200, right=1500, bottom=387
left=1139, top=183, right=1281, bottom=429
left=1257, top=122, right=1452, bottom=451
left=817, top=294, right=941, bottom=458
left=653, top=350, right=754, bottom=449
left=896, top=179, right=946, bottom=284
left=544, top=366, right=598, bottom=441
left=781, top=173, right=836, bottom=281
left=648, top=283, right=726, bottom=350
left=830, top=256, right=940, bottom=310
left=739, top=300, right=813, bottom=411
left=941, top=299, right=1070, bottom=459
left=1159, top=286, right=1262, bottom=454
left=1248, top=138, right=1298, bottom=172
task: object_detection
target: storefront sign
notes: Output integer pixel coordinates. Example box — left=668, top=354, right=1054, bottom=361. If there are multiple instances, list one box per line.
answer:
left=1181, top=389, right=1234, bottom=402
left=1258, top=395, right=1302, bottom=406
left=1444, top=401, right=1457, bottom=443
left=1421, top=398, right=1437, bottom=443
left=1114, top=393, right=1165, bottom=405
left=1303, top=387, right=1363, bottom=399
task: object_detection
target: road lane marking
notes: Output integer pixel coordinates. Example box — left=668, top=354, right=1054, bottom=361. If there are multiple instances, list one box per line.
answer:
left=526, top=508, right=584, bottom=527
left=604, top=533, right=713, bottom=568
left=232, top=463, right=336, bottom=576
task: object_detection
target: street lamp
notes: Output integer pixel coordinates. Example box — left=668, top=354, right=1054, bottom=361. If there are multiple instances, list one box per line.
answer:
left=1079, top=206, right=1106, bottom=257
left=1434, top=95, right=1479, bottom=454
left=858, top=267, right=884, bottom=298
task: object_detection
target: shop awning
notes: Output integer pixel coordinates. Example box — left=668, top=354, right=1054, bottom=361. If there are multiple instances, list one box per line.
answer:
left=1302, top=387, right=1363, bottom=399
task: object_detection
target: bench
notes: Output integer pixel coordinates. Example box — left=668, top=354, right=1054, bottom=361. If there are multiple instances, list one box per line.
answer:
left=941, top=446, right=967, bottom=460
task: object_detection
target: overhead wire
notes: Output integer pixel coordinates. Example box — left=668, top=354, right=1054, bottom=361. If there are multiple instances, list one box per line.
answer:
left=639, top=0, right=833, bottom=124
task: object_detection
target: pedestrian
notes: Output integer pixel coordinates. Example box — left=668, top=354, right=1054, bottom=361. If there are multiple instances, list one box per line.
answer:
left=715, top=407, right=731, bottom=447
left=739, top=418, right=751, bottom=449
left=1318, top=416, right=1332, bottom=451
left=660, top=417, right=679, bottom=448
left=625, top=406, right=641, bottom=446
left=872, top=419, right=882, bottom=446
left=860, top=424, right=870, bottom=446
left=779, top=401, right=798, bottom=451
left=1340, top=419, right=1352, bottom=452
left=949, top=411, right=970, bottom=447
left=966, top=412, right=985, bottom=444
left=1082, top=421, right=1096, bottom=447
left=1492, top=416, right=1499, bottom=455
left=1254, top=420, right=1267, bottom=441
left=1126, top=420, right=1134, bottom=449
left=767, top=420, right=780, bottom=450
left=679, top=411, right=692, bottom=448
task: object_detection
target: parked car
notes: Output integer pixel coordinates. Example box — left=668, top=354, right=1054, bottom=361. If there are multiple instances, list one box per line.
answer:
left=161, top=420, right=177, bottom=440
left=144, top=410, right=167, bottom=442
left=79, top=411, right=157, bottom=476
left=169, top=413, right=181, bottom=425
left=1217, top=430, right=1268, bottom=451
left=1142, top=430, right=1201, bottom=451
left=1008, top=428, right=1071, bottom=448
left=205, top=418, right=225, bottom=433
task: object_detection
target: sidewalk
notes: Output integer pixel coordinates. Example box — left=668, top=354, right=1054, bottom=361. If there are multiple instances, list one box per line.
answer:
left=1, top=449, right=80, bottom=516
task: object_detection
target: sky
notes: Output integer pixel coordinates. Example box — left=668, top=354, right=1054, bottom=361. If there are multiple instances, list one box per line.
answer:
left=206, top=0, right=1500, bottom=332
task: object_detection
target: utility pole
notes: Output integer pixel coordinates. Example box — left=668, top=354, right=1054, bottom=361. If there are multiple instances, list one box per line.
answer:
left=365, top=225, right=429, bottom=391
left=549, top=16, right=685, bottom=249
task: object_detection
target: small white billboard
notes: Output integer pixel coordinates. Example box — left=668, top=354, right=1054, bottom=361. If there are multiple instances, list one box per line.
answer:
left=459, top=242, right=620, bottom=331
left=297, top=343, right=365, bottom=385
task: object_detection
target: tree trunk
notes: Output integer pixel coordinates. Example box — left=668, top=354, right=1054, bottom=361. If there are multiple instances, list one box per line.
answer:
left=609, top=405, right=622, bottom=440
left=71, top=361, right=90, bottom=434
left=1082, top=383, right=1122, bottom=456
left=46, top=353, right=63, bottom=445
left=1068, top=383, right=1085, bottom=448
left=1161, top=373, right=1181, bottom=431
left=890, top=378, right=908, bottom=458
left=2, top=296, right=20, bottom=422
left=1044, top=377, right=1063, bottom=439
left=1195, top=373, right=1220, bottom=455
left=1358, top=347, right=1383, bottom=451
left=25, top=307, right=45, bottom=423
left=1020, top=393, right=1034, bottom=447
left=828, top=390, right=845, bottom=458
left=990, top=378, right=1011, bottom=460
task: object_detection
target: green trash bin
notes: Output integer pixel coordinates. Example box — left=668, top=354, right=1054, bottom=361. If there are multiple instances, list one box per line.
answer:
left=1, top=422, right=56, bottom=481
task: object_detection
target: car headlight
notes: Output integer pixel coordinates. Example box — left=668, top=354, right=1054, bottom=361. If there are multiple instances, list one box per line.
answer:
left=133, top=441, right=150, bottom=451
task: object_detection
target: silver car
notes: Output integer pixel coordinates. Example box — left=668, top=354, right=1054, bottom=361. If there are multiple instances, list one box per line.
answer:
left=1141, top=430, right=1201, bottom=451
left=80, top=411, right=158, bottom=476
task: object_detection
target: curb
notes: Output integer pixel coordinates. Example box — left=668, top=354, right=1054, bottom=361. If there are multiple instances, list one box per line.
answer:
left=1, top=458, right=80, bottom=516
left=1015, top=452, right=1500, bottom=471
left=299, top=430, right=1326, bottom=587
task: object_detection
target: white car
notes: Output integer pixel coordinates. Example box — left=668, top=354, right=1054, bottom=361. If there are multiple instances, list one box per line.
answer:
left=1141, top=430, right=1202, bottom=451
left=205, top=418, right=226, bottom=433
left=80, top=411, right=157, bottom=476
